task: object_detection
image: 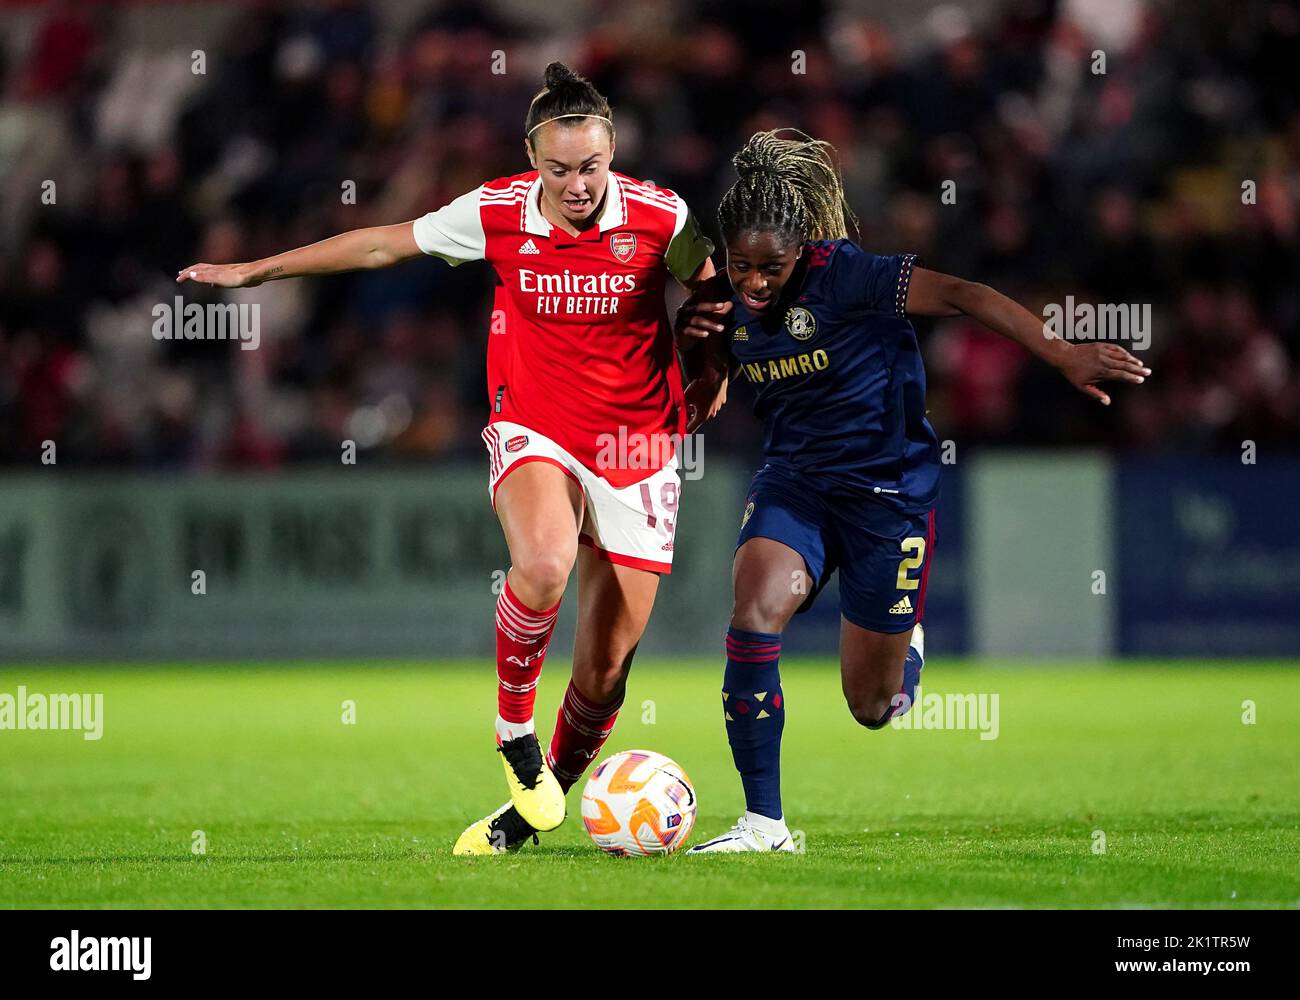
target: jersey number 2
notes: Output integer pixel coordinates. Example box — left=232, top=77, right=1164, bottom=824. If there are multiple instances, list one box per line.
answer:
left=896, top=537, right=926, bottom=590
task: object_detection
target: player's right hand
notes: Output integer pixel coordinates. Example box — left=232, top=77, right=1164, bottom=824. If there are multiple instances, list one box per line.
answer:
left=176, top=262, right=259, bottom=287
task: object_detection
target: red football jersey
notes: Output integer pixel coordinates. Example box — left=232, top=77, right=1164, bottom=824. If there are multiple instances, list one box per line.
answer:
left=412, top=170, right=713, bottom=487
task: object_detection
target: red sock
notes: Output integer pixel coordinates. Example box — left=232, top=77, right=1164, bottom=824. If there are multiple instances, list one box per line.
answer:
left=547, top=681, right=623, bottom=791
left=495, top=580, right=561, bottom=733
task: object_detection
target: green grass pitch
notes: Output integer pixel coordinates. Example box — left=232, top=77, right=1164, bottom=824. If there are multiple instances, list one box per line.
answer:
left=1, top=659, right=1297, bottom=909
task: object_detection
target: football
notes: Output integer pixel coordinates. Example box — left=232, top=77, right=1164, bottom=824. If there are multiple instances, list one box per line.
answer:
left=580, top=750, right=697, bottom=856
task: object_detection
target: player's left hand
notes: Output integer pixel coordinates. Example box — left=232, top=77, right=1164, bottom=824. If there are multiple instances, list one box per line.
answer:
left=1058, top=343, right=1150, bottom=406
left=675, top=298, right=733, bottom=352
left=684, top=373, right=728, bottom=433
left=176, top=262, right=260, bottom=287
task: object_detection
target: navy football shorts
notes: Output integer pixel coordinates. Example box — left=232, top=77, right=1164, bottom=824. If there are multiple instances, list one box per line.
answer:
left=735, top=464, right=936, bottom=633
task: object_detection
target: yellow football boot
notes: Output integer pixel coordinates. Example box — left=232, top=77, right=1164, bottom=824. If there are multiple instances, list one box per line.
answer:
left=452, top=802, right=538, bottom=856
left=498, top=733, right=566, bottom=832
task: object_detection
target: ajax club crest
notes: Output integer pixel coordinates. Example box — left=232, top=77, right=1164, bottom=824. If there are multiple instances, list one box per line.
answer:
left=785, top=306, right=817, bottom=341
left=610, top=233, right=637, bottom=263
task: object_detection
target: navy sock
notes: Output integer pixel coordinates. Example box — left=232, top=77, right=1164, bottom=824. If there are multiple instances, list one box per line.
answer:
left=722, top=626, right=785, bottom=820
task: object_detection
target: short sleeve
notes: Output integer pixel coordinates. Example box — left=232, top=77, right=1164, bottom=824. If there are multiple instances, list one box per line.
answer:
left=664, top=197, right=715, bottom=284
left=412, top=187, right=487, bottom=266
left=828, top=242, right=918, bottom=316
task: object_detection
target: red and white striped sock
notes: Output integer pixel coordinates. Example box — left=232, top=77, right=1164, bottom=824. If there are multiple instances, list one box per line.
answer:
left=494, top=579, right=561, bottom=743
left=547, top=680, right=623, bottom=791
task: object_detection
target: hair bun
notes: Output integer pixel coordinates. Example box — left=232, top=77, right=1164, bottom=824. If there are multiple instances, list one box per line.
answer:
left=525, top=62, right=613, bottom=144
left=731, top=131, right=785, bottom=177
left=544, top=61, right=580, bottom=89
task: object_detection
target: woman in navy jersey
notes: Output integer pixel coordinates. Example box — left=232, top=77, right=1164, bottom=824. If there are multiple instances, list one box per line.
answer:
left=677, top=130, right=1149, bottom=852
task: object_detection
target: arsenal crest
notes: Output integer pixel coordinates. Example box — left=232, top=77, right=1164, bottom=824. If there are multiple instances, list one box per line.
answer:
left=505, top=435, right=529, bottom=453
left=609, top=233, right=637, bottom=263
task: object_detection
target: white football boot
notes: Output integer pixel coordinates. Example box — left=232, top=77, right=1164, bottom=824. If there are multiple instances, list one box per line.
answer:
left=688, top=812, right=796, bottom=854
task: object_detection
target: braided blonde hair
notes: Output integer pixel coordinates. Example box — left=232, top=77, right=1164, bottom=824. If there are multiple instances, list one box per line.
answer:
left=717, top=129, right=857, bottom=246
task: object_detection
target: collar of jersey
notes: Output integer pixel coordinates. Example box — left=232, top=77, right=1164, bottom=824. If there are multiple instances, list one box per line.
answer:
left=521, top=172, right=626, bottom=239
left=731, top=296, right=760, bottom=327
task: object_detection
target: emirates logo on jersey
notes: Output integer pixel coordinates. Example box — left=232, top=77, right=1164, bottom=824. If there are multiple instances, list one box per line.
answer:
left=609, top=233, right=637, bottom=263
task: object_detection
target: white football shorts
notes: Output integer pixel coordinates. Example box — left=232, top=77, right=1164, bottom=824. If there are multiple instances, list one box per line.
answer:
left=481, top=421, right=681, bottom=573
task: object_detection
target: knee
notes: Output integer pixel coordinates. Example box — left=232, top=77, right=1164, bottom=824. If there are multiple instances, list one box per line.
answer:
left=510, top=548, right=573, bottom=606
left=846, top=689, right=899, bottom=730
left=731, top=597, right=791, bottom=636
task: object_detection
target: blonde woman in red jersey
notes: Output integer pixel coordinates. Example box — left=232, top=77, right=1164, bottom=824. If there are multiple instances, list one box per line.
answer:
left=178, top=63, right=718, bottom=854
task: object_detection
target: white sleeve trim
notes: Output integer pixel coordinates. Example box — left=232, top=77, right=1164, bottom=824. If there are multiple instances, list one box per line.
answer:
left=672, top=194, right=689, bottom=239
left=895, top=253, right=918, bottom=315
left=412, top=186, right=486, bottom=265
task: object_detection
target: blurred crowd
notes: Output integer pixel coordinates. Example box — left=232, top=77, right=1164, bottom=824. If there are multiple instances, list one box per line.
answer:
left=1, top=0, right=1298, bottom=469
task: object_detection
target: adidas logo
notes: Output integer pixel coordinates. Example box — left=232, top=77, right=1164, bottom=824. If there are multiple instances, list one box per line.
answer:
left=888, top=595, right=914, bottom=615
left=518, top=239, right=540, bottom=254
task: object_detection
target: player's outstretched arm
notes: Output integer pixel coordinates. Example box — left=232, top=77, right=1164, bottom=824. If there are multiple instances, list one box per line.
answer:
left=176, top=222, right=424, bottom=288
left=904, top=266, right=1151, bottom=406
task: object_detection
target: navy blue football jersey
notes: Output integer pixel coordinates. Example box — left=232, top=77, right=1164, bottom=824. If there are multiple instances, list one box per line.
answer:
left=727, top=239, right=940, bottom=514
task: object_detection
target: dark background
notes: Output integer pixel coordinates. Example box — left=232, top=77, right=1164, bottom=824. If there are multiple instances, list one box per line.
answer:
left=2, top=0, right=1296, bottom=470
